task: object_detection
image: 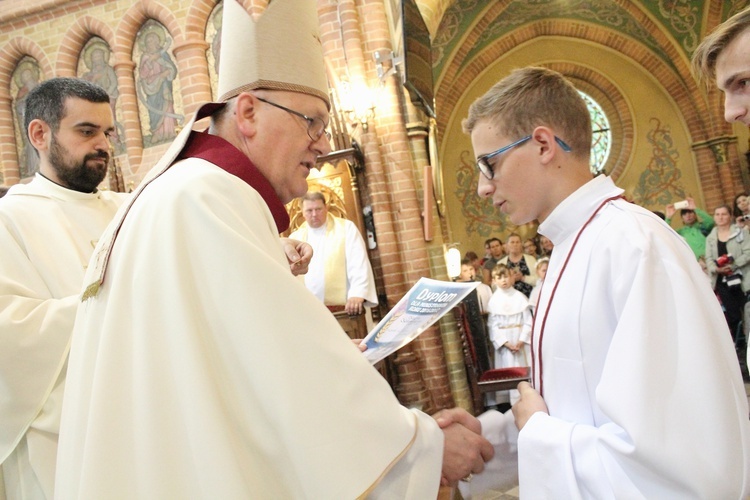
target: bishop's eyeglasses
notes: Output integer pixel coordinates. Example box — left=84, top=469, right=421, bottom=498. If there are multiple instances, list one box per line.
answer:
left=476, top=135, right=572, bottom=180
left=255, top=96, right=331, bottom=142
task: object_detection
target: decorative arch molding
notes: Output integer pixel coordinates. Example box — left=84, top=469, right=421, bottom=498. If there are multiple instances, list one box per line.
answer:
left=435, top=22, right=708, bottom=150
left=0, top=37, right=53, bottom=184
left=55, top=16, right=117, bottom=77
left=185, top=0, right=220, bottom=37
left=0, top=37, right=53, bottom=101
left=112, top=1, right=185, bottom=171
left=114, top=1, right=183, bottom=53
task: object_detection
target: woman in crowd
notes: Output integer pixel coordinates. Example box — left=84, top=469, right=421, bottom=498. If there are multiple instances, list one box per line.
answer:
left=499, top=233, right=537, bottom=297
left=705, top=205, right=750, bottom=352
left=734, top=192, right=750, bottom=228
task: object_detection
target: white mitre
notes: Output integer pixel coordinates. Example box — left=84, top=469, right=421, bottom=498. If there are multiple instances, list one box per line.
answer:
left=83, top=0, right=330, bottom=299
left=218, top=0, right=330, bottom=108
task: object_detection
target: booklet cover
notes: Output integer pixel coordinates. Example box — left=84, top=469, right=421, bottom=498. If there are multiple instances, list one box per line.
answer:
left=360, top=277, right=479, bottom=364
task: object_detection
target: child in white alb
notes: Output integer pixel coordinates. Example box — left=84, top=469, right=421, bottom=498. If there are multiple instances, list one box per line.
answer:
left=487, top=264, right=532, bottom=406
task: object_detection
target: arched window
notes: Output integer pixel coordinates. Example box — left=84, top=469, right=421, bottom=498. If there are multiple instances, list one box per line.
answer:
left=579, top=91, right=611, bottom=174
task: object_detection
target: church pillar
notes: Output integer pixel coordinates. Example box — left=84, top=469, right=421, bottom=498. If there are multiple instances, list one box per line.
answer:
left=0, top=93, right=20, bottom=185
left=112, top=58, right=142, bottom=174
left=692, top=135, right=743, bottom=209
left=172, top=39, right=212, bottom=117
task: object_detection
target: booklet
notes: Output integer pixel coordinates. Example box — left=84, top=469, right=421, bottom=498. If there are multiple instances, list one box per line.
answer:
left=360, top=277, right=479, bottom=364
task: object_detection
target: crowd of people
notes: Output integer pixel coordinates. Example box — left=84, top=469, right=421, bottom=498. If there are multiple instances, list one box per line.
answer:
left=1, top=0, right=749, bottom=498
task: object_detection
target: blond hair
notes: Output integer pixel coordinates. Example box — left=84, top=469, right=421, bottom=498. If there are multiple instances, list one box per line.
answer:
left=462, top=67, right=591, bottom=161
left=692, top=7, right=750, bottom=87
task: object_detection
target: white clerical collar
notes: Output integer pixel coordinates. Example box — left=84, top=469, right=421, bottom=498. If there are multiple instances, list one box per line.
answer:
left=18, top=173, right=104, bottom=202
left=538, top=175, right=623, bottom=246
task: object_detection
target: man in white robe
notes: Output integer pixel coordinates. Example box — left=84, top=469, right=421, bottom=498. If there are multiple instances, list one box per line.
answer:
left=55, top=1, right=493, bottom=497
left=0, top=78, right=126, bottom=499
left=290, top=191, right=377, bottom=316
left=694, top=5, right=750, bottom=382
left=453, top=66, right=750, bottom=498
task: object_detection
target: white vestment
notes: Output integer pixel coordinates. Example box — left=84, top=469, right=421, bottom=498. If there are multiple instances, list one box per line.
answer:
left=290, top=217, right=377, bottom=306
left=486, top=288, right=532, bottom=405
left=0, top=174, right=125, bottom=499
left=56, top=136, right=443, bottom=499
left=480, top=175, right=750, bottom=498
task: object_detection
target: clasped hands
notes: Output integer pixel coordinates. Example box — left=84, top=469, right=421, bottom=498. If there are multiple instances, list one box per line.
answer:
left=433, top=408, right=493, bottom=486
left=434, top=382, right=549, bottom=486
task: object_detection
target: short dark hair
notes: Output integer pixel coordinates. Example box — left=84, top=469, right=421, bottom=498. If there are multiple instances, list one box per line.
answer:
left=24, top=77, right=110, bottom=139
left=464, top=251, right=479, bottom=261
left=0, top=186, right=8, bottom=198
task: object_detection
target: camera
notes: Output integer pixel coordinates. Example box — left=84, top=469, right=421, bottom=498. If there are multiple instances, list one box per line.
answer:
left=673, top=200, right=690, bottom=210
left=741, top=215, right=750, bottom=222
left=715, top=254, right=734, bottom=267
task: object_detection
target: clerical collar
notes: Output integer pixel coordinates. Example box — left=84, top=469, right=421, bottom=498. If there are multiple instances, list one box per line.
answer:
left=538, top=175, right=623, bottom=246
left=37, top=172, right=98, bottom=195
left=177, top=130, right=290, bottom=232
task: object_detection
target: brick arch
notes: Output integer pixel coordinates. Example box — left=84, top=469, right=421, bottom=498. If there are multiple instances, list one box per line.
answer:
left=55, top=17, right=117, bottom=77
left=436, top=22, right=708, bottom=150
left=115, top=1, right=183, bottom=53
left=111, top=1, right=185, bottom=172
left=0, top=38, right=53, bottom=100
left=0, top=37, right=53, bottom=185
left=185, top=0, right=220, bottom=36
left=434, top=1, right=709, bottom=136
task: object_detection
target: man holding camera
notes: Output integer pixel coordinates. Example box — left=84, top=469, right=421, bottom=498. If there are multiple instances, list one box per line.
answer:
left=665, top=196, right=714, bottom=260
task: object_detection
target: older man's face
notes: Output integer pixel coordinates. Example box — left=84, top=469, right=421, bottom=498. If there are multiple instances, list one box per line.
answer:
left=248, top=91, right=332, bottom=204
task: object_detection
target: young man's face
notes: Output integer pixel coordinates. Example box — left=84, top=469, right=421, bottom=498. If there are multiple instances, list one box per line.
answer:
left=44, top=97, right=114, bottom=193
left=301, top=199, right=327, bottom=228
left=472, top=121, right=547, bottom=225
left=716, top=28, right=750, bottom=125
left=488, top=240, right=504, bottom=258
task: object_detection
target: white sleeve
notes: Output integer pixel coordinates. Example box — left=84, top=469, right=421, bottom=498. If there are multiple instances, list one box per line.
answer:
left=344, top=220, right=378, bottom=305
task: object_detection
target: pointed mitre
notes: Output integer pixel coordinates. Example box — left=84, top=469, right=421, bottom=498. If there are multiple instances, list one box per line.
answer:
left=218, top=0, right=330, bottom=109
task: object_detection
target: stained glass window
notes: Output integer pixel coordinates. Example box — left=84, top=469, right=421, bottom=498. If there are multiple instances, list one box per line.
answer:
left=579, top=91, right=611, bottom=174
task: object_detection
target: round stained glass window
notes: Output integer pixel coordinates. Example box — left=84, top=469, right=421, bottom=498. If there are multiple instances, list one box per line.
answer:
left=579, top=91, right=611, bottom=174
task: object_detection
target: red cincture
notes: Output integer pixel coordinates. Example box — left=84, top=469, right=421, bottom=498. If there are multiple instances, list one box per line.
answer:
left=530, top=195, right=624, bottom=397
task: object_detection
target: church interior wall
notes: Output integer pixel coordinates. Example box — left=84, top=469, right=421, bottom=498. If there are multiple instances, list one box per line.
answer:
left=2, top=0, right=749, bottom=414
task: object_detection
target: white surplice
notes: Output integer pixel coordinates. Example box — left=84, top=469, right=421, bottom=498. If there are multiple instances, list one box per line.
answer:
left=486, top=287, right=532, bottom=405
left=0, top=174, right=125, bottom=499
left=56, top=146, right=443, bottom=498
left=290, top=217, right=378, bottom=306
left=479, top=175, right=750, bottom=498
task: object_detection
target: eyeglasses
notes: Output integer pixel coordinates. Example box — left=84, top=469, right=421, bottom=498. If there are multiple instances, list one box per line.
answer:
left=255, top=96, right=331, bottom=142
left=476, top=135, right=572, bottom=180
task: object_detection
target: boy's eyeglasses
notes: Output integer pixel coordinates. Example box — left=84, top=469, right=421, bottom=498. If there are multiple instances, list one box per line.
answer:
left=476, top=135, right=572, bottom=180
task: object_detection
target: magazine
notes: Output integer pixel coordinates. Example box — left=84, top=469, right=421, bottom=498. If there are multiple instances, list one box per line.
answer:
left=360, top=277, right=478, bottom=364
